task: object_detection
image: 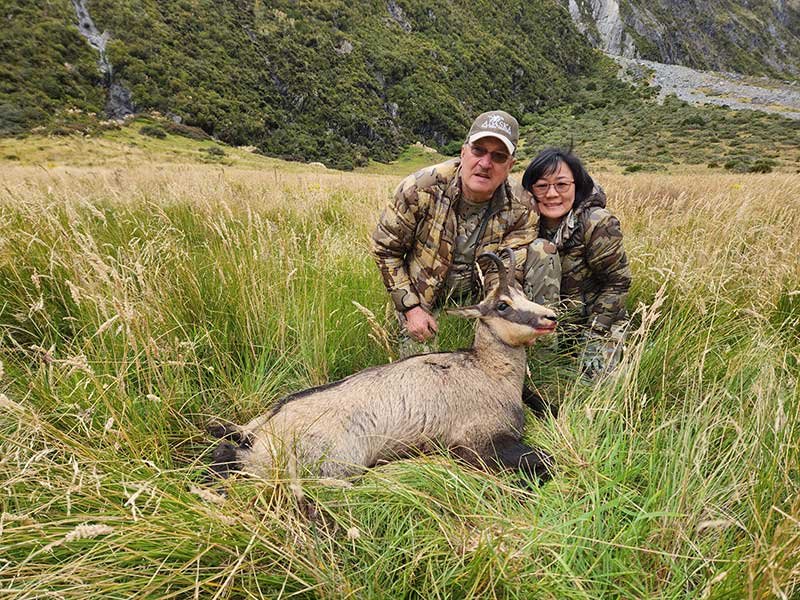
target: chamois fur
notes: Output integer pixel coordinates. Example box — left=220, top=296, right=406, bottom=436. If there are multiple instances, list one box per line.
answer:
left=209, top=250, right=557, bottom=483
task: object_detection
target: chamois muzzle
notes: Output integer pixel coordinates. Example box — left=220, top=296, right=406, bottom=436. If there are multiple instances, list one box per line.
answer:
left=533, top=313, right=557, bottom=333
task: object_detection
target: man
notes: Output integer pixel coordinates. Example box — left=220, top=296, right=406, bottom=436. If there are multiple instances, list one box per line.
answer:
left=371, top=109, right=560, bottom=348
left=371, top=110, right=560, bottom=416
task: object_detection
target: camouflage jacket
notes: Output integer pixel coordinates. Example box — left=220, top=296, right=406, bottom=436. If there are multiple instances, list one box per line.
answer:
left=372, top=158, right=537, bottom=313
left=540, top=186, right=631, bottom=332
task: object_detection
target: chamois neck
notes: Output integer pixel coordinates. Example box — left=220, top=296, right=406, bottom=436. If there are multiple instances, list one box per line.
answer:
left=472, top=319, right=527, bottom=382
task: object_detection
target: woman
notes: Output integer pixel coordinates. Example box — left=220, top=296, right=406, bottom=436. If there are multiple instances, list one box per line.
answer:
left=521, top=147, right=631, bottom=378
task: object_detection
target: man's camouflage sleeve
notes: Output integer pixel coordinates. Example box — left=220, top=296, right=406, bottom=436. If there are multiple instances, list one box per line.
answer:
left=584, top=211, right=631, bottom=332
left=371, top=179, right=423, bottom=313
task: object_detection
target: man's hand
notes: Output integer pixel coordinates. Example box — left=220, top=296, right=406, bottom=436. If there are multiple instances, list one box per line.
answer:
left=404, top=306, right=438, bottom=342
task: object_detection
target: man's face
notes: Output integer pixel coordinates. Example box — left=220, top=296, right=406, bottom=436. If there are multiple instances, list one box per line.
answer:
left=460, top=137, right=515, bottom=203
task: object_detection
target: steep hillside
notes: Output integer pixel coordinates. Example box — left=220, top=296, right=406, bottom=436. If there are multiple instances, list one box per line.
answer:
left=0, top=2, right=106, bottom=133
left=564, top=0, right=800, bottom=78
left=1, top=0, right=604, bottom=169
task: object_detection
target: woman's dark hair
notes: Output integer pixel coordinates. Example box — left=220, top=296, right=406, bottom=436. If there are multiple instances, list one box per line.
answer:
left=521, top=147, right=595, bottom=209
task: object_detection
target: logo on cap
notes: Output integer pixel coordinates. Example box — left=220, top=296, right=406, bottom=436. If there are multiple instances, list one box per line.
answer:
left=479, top=115, right=513, bottom=137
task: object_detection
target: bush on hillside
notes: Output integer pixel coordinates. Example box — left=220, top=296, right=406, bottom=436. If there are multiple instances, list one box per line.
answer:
left=163, top=121, right=212, bottom=141
left=0, top=103, right=46, bottom=136
left=204, top=146, right=225, bottom=157
left=749, top=159, right=776, bottom=173
left=42, top=109, right=121, bottom=137
left=140, top=125, right=167, bottom=138
left=439, top=140, right=462, bottom=156
left=722, top=156, right=776, bottom=173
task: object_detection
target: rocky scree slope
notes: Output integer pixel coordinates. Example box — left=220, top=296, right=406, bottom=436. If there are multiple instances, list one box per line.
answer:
left=563, top=0, right=800, bottom=79
left=616, top=57, right=800, bottom=119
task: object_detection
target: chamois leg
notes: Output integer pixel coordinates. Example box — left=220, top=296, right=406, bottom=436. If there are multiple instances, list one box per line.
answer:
left=522, top=385, right=558, bottom=420
left=488, top=435, right=553, bottom=485
left=450, top=440, right=552, bottom=486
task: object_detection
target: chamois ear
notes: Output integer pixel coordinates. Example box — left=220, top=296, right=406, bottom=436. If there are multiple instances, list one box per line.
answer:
left=444, top=304, right=484, bottom=319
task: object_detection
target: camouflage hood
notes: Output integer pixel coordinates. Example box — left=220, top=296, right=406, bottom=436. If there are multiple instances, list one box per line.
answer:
left=546, top=186, right=607, bottom=250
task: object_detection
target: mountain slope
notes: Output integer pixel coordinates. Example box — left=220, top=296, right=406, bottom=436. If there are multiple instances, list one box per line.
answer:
left=1, top=0, right=604, bottom=168
left=0, top=1, right=106, bottom=133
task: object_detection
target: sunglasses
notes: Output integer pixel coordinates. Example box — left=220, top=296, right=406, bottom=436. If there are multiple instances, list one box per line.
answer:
left=468, top=143, right=512, bottom=164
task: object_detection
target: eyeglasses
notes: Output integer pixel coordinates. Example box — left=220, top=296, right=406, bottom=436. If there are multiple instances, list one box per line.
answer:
left=530, top=181, right=574, bottom=196
left=468, top=143, right=512, bottom=165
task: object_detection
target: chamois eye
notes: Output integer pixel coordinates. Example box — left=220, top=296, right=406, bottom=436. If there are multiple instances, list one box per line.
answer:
left=496, top=301, right=510, bottom=312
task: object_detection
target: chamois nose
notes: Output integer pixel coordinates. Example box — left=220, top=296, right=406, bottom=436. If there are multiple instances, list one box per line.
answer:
left=535, top=313, right=557, bottom=331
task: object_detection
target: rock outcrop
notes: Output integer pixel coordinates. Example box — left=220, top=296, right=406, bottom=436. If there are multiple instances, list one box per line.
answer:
left=567, top=0, right=638, bottom=57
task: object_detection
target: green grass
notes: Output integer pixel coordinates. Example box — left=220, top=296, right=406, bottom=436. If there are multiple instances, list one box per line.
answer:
left=356, top=142, right=453, bottom=175
left=0, top=151, right=799, bottom=597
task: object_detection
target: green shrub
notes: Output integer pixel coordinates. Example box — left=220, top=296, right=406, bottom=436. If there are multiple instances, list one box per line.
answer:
left=749, top=159, right=775, bottom=173
left=164, top=121, right=211, bottom=141
left=0, top=102, right=46, bottom=136
left=724, top=159, right=747, bottom=172
left=680, top=114, right=706, bottom=127
left=204, top=146, right=226, bottom=157
left=439, top=140, right=462, bottom=156
left=49, top=124, right=87, bottom=136
left=140, top=124, right=167, bottom=138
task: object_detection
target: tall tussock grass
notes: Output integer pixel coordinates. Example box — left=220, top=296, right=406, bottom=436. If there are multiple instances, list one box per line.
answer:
left=1, top=163, right=798, bottom=598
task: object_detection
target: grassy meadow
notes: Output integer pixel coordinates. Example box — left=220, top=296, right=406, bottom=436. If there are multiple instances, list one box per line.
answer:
left=0, top=132, right=799, bottom=598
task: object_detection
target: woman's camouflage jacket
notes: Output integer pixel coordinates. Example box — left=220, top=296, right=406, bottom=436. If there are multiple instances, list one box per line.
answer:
left=541, top=186, right=631, bottom=333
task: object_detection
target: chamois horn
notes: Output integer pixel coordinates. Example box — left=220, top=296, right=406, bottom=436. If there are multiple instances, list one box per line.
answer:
left=477, top=248, right=514, bottom=293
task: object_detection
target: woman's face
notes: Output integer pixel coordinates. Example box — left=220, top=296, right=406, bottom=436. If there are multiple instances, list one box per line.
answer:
left=530, top=161, right=576, bottom=227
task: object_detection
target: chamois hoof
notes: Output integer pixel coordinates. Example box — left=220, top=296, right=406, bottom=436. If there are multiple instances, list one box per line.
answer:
left=208, top=440, right=241, bottom=479
left=525, top=448, right=555, bottom=485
